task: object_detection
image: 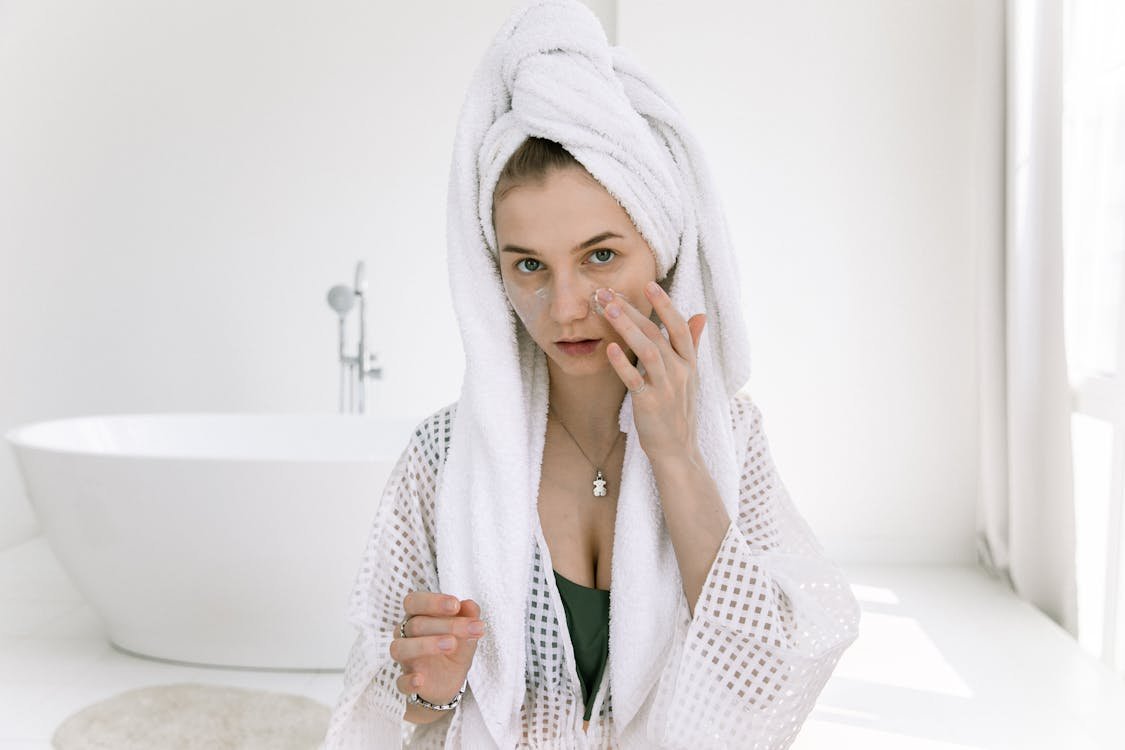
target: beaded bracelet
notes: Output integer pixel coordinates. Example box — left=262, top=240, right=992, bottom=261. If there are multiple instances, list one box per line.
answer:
left=408, top=679, right=467, bottom=711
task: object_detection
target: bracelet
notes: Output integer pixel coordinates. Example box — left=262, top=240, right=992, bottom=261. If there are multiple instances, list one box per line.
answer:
left=408, top=679, right=467, bottom=711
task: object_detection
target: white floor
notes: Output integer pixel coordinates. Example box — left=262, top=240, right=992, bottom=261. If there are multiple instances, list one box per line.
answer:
left=2, top=536, right=1125, bottom=749
left=797, top=564, right=1125, bottom=749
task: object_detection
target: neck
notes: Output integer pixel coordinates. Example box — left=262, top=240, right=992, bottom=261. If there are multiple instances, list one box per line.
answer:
left=546, top=355, right=631, bottom=452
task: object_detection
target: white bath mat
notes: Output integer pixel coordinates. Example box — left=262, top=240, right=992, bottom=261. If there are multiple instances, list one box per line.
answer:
left=52, top=682, right=331, bottom=750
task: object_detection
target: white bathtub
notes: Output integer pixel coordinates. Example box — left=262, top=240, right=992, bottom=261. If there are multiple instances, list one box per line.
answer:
left=4, top=412, right=421, bottom=671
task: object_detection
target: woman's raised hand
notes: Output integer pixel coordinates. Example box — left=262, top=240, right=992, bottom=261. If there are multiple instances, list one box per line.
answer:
left=390, top=591, right=486, bottom=706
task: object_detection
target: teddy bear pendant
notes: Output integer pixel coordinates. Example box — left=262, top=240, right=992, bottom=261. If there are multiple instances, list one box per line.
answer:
left=593, top=469, right=608, bottom=497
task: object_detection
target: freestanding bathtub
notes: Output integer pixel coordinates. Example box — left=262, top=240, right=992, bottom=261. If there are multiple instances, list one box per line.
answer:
left=5, top=412, right=421, bottom=671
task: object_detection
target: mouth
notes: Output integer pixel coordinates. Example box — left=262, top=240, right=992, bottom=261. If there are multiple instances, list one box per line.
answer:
left=555, top=338, right=601, bottom=356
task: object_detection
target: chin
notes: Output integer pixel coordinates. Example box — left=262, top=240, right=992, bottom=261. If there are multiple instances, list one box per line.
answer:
left=547, top=351, right=604, bottom=368
left=543, top=346, right=607, bottom=370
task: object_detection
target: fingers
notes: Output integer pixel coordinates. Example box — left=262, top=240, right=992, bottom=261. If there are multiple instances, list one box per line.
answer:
left=396, top=669, right=423, bottom=696
left=400, top=614, right=485, bottom=641
left=689, top=313, right=706, bottom=351
left=605, top=282, right=698, bottom=365
left=598, top=287, right=666, bottom=382
left=600, top=288, right=667, bottom=347
left=606, top=341, right=649, bottom=393
left=597, top=290, right=668, bottom=384
left=391, top=594, right=485, bottom=705
left=400, top=592, right=484, bottom=636
left=396, top=591, right=485, bottom=654
left=602, top=288, right=665, bottom=340
left=390, top=632, right=461, bottom=663
left=643, top=281, right=697, bottom=361
left=456, top=598, right=481, bottom=620
left=404, top=590, right=461, bottom=617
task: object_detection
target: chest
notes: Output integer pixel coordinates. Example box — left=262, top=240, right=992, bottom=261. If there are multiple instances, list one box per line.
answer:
left=536, top=430, right=625, bottom=591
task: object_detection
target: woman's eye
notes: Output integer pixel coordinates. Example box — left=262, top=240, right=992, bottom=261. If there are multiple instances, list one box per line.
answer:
left=515, top=249, right=614, bottom=274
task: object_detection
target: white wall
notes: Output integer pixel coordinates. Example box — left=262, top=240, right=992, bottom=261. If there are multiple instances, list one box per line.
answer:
left=0, top=0, right=1003, bottom=563
left=620, top=0, right=1004, bottom=564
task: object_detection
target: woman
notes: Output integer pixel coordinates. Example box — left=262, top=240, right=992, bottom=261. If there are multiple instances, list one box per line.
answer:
left=322, top=1, right=861, bottom=748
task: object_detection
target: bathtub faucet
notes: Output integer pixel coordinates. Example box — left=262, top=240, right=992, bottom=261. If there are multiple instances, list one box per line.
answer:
left=326, top=261, right=383, bottom=413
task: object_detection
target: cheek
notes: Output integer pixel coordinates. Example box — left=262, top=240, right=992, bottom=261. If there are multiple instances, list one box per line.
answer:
left=505, top=282, right=551, bottom=330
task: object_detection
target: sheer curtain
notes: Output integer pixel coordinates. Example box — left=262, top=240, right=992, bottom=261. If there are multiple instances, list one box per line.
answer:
left=980, top=0, right=1125, bottom=675
left=1061, top=0, right=1125, bottom=672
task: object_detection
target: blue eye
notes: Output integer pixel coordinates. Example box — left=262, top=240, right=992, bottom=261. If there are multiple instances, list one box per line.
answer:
left=590, top=249, right=616, bottom=265
left=515, top=258, right=542, bottom=273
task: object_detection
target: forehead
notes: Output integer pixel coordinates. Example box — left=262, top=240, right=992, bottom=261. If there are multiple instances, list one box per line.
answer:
left=493, top=168, right=633, bottom=239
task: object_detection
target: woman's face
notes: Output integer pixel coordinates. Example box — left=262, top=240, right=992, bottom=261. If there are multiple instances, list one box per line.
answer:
left=494, top=165, right=659, bottom=374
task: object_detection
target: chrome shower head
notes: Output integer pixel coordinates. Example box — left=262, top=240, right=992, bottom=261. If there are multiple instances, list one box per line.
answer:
left=327, top=285, right=356, bottom=317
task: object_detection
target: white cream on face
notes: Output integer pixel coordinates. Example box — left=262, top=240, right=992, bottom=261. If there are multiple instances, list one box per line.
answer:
left=504, top=274, right=633, bottom=334
left=493, top=166, right=661, bottom=348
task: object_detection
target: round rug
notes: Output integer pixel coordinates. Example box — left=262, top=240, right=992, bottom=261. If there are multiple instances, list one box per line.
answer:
left=52, top=682, right=331, bottom=750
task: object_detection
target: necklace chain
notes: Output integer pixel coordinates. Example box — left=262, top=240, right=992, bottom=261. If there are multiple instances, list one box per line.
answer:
left=547, top=403, right=622, bottom=497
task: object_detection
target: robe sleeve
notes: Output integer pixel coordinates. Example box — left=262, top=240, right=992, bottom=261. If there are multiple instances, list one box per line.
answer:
left=320, top=417, right=454, bottom=749
left=647, top=395, right=861, bottom=750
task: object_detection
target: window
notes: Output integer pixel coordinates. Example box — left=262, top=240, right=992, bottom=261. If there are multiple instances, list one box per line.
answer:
left=1061, top=0, right=1125, bottom=677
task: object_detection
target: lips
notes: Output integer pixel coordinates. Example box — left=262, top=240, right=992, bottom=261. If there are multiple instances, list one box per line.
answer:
left=556, top=338, right=598, bottom=343
left=556, top=338, right=601, bottom=356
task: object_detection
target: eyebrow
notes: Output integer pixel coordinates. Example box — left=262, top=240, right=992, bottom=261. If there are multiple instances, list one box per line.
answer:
left=499, top=231, right=624, bottom=256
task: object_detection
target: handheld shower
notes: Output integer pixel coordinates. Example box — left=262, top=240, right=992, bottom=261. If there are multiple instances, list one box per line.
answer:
left=325, top=264, right=382, bottom=413
left=326, top=285, right=357, bottom=412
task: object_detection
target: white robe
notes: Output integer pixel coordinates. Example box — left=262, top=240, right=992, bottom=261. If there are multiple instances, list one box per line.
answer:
left=320, top=393, right=860, bottom=749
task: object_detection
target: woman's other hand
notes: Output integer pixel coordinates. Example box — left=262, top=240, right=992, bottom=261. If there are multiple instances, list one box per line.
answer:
left=390, top=591, right=485, bottom=707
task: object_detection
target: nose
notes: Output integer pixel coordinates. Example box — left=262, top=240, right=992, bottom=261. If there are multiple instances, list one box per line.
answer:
left=547, top=274, right=593, bottom=324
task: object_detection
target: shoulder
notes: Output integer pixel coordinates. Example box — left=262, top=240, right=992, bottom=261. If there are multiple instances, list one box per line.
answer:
left=386, top=401, right=459, bottom=528
left=400, top=400, right=459, bottom=474
left=409, top=399, right=458, bottom=451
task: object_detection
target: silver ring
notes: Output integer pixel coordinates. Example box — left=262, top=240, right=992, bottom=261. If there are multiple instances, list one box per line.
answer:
left=399, top=617, right=409, bottom=639
left=630, top=383, right=648, bottom=394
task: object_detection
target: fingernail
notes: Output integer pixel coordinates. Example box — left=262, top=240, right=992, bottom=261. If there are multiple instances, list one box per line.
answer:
left=597, top=288, right=614, bottom=304
left=412, top=675, right=422, bottom=687
left=607, top=304, right=620, bottom=318
left=647, top=281, right=660, bottom=294
left=445, top=599, right=458, bottom=613
left=438, top=637, right=455, bottom=650
left=468, top=621, right=485, bottom=636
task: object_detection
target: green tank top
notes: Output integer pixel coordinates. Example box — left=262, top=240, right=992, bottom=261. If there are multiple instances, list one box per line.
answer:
left=552, top=568, right=610, bottom=722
